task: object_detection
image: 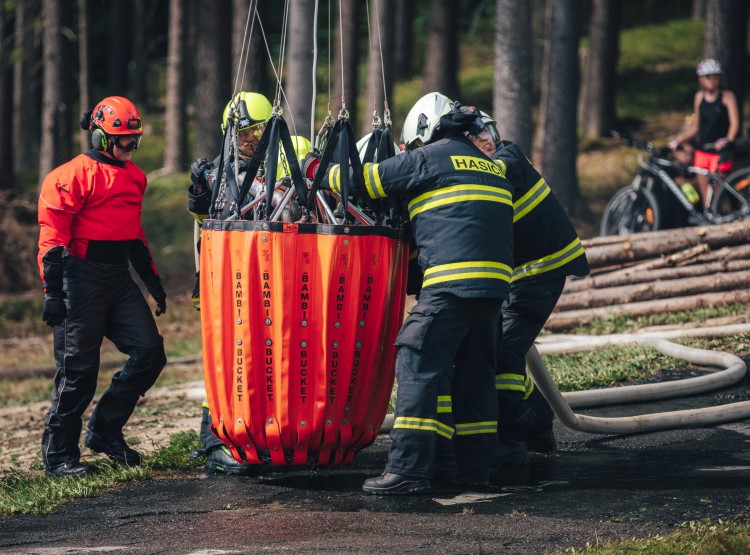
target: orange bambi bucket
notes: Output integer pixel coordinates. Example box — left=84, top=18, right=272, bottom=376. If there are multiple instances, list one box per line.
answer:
left=199, top=219, right=408, bottom=466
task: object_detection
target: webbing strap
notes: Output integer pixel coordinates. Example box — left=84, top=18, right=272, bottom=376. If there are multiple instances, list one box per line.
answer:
left=208, top=124, right=232, bottom=218
left=362, top=128, right=384, bottom=163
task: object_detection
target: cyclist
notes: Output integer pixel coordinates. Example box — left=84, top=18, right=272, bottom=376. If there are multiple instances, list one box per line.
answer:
left=668, top=59, right=740, bottom=211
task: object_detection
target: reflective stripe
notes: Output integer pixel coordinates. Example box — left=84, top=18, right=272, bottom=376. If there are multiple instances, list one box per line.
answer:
left=512, top=237, right=585, bottom=282
left=364, top=162, right=387, bottom=199
left=523, top=375, right=535, bottom=400
left=423, top=260, right=512, bottom=288
left=328, top=164, right=341, bottom=194
left=393, top=416, right=454, bottom=439
left=513, top=178, right=551, bottom=222
left=437, top=395, right=452, bottom=414
left=455, top=421, right=497, bottom=435
left=408, top=184, right=512, bottom=218
left=495, top=373, right=526, bottom=393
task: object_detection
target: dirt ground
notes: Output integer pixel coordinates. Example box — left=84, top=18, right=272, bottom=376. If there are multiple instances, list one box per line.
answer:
left=0, top=360, right=205, bottom=475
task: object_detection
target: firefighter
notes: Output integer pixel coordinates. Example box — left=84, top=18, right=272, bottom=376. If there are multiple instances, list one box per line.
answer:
left=38, top=96, right=167, bottom=477
left=467, top=111, right=590, bottom=463
left=307, top=92, right=514, bottom=494
left=188, top=91, right=273, bottom=475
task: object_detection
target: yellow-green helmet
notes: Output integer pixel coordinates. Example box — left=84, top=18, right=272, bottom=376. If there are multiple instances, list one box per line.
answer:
left=221, top=92, right=272, bottom=133
left=276, top=135, right=312, bottom=180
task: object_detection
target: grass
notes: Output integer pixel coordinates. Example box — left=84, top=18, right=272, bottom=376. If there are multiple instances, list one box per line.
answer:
left=0, top=432, right=202, bottom=517
left=561, top=518, right=750, bottom=555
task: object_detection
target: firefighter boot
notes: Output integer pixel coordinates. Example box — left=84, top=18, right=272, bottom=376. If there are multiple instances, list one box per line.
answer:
left=205, top=445, right=256, bottom=476
left=496, top=403, right=536, bottom=465
left=46, top=461, right=94, bottom=478
left=362, top=472, right=431, bottom=495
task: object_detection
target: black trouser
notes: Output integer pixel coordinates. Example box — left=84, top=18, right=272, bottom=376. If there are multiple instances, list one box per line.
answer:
left=495, top=276, right=565, bottom=437
left=200, top=403, right=224, bottom=451
left=386, top=290, right=501, bottom=482
left=42, top=256, right=166, bottom=469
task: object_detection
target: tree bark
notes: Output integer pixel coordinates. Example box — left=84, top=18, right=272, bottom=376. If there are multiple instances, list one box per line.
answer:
left=0, top=5, right=14, bottom=189
left=421, top=0, right=458, bottom=99
left=361, top=0, right=394, bottom=133
left=193, top=0, right=231, bottom=159
left=13, top=0, right=41, bottom=178
left=546, top=289, right=750, bottom=331
left=163, top=0, right=188, bottom=173
left=39, top=0, right=67, bottom=181
left=331, top=0, right=361, bottom=126
left=579, top=0, right=620, bottom=139
left=493, top=0, right=533, bottom=152
left=232, top=0, right=269, bottom=96
left=538, top=0, right=584, bottom=216
left=564, top=258, right=750, bottom=293
left=284, top=0, right=316, bottom=140
left=557, top=268, right=750, bottom=311
left=77, top=0, right=90, bottom=155
left=392, top=0, right=413, bottom=80
left=692, top=0, right=706, bottom=19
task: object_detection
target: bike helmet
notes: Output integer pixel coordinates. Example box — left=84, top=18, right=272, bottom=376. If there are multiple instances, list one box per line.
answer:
left=401, top=92, right=456, bottom=150
left=86, top=96, right=143, bottom=151
left=221, top=91, right=272, bottom=133
left=696, top=59, right=722, bottom=77
left=356, top=132, right=402, bottom=161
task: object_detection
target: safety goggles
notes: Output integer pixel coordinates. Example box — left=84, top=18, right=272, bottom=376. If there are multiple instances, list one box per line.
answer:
left=237, top=122, right=265, bottom=137
left=113, top=134, right=142, bottom=152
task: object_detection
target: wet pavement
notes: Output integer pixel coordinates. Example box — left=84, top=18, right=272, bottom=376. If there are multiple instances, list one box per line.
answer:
left=2, top=367, right=750, bottom=555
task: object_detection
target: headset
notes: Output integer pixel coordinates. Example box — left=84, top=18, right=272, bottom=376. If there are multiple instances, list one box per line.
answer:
left=80, top=110, right=108, bottom=151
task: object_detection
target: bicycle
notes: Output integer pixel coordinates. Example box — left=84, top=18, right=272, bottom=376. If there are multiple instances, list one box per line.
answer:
left=600, top=132, right=750, bottom=236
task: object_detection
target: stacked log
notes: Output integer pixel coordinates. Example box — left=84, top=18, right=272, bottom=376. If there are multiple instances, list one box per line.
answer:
left=546, top=220, right=750, bottom=331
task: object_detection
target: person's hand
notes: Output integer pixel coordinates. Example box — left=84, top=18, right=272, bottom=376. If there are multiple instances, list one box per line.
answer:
left=668, top=140, right=680, bottom=151
left=190, top=158, right=211, bottom=194
left=301, top=152, right=321, bottom=180
left=145, top=277, right=167, bottom=316
left=715, top=137, right=730, bottom=150
left=42, top=293, right=67, bottom=327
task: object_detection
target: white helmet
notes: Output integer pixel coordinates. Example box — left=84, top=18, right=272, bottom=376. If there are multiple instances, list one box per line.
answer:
left=696, top=58, right=722, bottom=77
left=357, top=132, right=402, bottom=162
left=479, top=110, right=502, bottom=149
left=401, top=92, right=456, bottom=150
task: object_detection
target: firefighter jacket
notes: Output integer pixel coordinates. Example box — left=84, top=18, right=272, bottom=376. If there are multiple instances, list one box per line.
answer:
left=493, top=141, right=589, bottom=283
left=326, top=135, right=514, bottom=300
left=37, top=150, right=158, bottom=284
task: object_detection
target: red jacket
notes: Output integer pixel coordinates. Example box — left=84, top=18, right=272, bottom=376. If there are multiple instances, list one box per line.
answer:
left=37, top=151, right=157, bottom=280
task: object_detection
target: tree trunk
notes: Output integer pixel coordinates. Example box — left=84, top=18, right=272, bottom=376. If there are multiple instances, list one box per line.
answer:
left=164, top=0, right=188, bottom=173
left=331, top=0, right=361, bottom=126
left=284, top=0, right=316, bottom=140
left=13, top=0, right=41, bottom=178
left=557, top=268, right=750, bottom=311
left=361, top=0, right=394, bottom=133
left=421, top=0, right=458, bottom=99
left=108, top=2, right=128, bottom=95
left=532, top=0, right=550, bottom=163
left=692, top=0, right=706, bottom=19
left=538, top=0, right=584, bottom=216
left=393, top=0, right=413, bottom=80
left=232, top=0, right=269, bottom=96
left=493, top=0, right=533, bottom=152
left=579, top=0, right=621, bottom=139
left=546, top=289, right=750, bottom=331
left=77, top=0, right=90, bottom=155
left=39, top=0, right=67, bottom=181
left=193, top=0, right=231, bottom=159
left=704, top=0, right=747, bottom=125
left=0, top=5, right=14, bottom=189
left=564, top=258, right=750, bottom=293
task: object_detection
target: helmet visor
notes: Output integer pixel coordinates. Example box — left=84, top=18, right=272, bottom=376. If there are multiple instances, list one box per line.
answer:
left=113, top=134, right=142, bottom=152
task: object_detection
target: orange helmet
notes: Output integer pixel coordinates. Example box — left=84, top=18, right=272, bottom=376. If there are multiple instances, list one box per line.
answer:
left=87, top=96, right=143, bottom=151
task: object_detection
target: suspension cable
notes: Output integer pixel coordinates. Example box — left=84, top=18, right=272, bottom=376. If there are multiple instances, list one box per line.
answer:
left=310, top=0, right=319, bottom=142
left=232, top=0, right=255, bottom=97
left=338, top=0, right=345, bottom=110
left=373, top=0, right=388, bottom=109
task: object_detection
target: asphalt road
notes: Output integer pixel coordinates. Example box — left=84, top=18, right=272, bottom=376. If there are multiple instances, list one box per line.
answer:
left=2, top=368, right=750, bottom=555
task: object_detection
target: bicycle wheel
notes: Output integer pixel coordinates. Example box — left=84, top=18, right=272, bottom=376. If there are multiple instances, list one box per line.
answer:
left=711, top=168, right=750, bottom=219
left=600, top=185, right=662, bottom=236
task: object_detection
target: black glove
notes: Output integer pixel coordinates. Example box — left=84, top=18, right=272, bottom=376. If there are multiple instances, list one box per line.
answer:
left=301, top=152, right=321, bottom=180
left=42, top=292, right=67, bottom=327
left=190, top=158, right=212, bottom=195
left=145, top=277, right=167, bottom=316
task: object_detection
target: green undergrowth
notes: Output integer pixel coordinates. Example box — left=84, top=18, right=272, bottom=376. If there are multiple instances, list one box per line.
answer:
left=0, top=432, right=201, bottom=517
left=560, top=518, right=750, bottom=555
